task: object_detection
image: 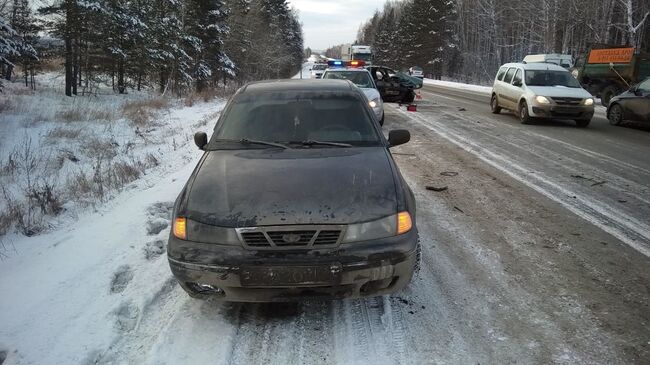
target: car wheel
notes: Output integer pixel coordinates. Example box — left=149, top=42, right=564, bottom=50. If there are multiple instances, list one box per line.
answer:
left=490, top=94, right=502, bottom=114
left=608, top=104, right=623, bottom=126
left=575, top=119, right=591, bottom=128
left=519, top=100, right=532, bottom=124
left=601, top=85, right=620, bottom=107
left=413, top=238, right=422, bottom=276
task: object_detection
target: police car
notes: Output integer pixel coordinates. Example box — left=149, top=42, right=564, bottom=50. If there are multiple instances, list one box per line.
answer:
left=321, top=60, right=385, bottom=125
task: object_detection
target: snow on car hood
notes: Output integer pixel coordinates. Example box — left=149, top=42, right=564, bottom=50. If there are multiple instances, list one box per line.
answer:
left=527, top=85, right=592, bottom=99
left=184, top=147, right=398, bottom=227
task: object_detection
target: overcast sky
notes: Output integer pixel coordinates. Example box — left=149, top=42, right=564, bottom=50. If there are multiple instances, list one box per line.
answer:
left=288, top=0, right=396, bottom=51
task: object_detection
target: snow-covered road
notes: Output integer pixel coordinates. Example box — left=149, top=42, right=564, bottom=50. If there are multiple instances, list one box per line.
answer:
left=1, top=85, right=649, bottom=364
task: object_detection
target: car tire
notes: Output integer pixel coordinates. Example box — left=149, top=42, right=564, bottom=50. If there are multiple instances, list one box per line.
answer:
left=519, top=100, right=532, bottom=124
left=490, top=94, right=502, bottom=114
left=608, top=104, right=623, bottom=126
left=575, top=119, right=591, bottom=128
left=413, top=238, right=422, bottom=276
left=601, top=85, right=620, bottom=107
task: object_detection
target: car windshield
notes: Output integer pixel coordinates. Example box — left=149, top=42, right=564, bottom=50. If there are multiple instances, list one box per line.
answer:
left=312, top=64, right=327, bottom=70
left=322, top=71, right=374, bottom=88
left=525, top=70, right=581, bottom=87
left=352, top=53, right=372, bottom=61
left=209, top=91, right=381, bottom=148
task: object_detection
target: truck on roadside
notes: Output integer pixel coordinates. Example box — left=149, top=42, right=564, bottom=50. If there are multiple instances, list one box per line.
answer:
left=523, top=54, right=574, bottom=69
left=341, top=44, right=373, bottom=65
left=572, top=45, right=650, bottom=106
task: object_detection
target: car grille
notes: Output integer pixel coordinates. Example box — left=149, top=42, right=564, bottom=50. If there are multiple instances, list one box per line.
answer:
left=238, top=225, right=344, bottom=250
left=551, top=97, right=582, bottom=105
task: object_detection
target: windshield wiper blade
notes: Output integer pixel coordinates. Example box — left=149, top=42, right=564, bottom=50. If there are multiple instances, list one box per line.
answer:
left=212, top=138, right=289, bottom=149
left=300, top=140, right=352, bottom=147
left=239, top=138, right=290, bottom=149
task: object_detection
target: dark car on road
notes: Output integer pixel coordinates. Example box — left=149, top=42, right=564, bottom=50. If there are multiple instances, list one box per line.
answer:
left=168, top=79, right=420, bottom=302
left=607, top=78, right=650, bottom=126
left=367, top=66, right=423, bottom=103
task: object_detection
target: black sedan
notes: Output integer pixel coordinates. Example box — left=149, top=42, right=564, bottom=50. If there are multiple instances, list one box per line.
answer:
left=607, top=78, right=650, bottom=125
left=367, top=66, right=423, bottom=103
left=168, top=79, right=420, bottom=302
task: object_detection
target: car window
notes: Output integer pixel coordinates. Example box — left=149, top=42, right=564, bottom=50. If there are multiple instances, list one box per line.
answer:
left=210, top=92, right=382, bottom=147
left=503, top=68, right=516, bottom=83
left=322, top=71, right=374, bottom=88
left=512, top=69, right=522, bottom=85
left=525, top=70, right=581, bottom=88
left=496, top=67, right=507, bottom=81
left=638, top=79, right=650, bottom=93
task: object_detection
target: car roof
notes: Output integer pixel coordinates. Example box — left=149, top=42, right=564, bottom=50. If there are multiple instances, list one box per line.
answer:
left=500, top=62, right=568, bottom=71
left=242, top=79, right=356, bottom=93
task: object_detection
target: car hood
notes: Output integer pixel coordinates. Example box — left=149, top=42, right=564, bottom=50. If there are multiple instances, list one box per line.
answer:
left=527, top=86, right=592, bottom=98
left=184, top=147, right=397, bottom=227
left=360, top=88, right=381, bottom=101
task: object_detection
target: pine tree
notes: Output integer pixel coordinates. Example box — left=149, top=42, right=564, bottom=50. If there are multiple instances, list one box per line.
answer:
left=0, top=15, right=20, bottom=88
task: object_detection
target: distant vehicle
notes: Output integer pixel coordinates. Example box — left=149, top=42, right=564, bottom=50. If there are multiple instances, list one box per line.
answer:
left=322, top=60, right=384, bottom=125
left=607, top=77, right=650, bottom=126
left=367, top=65, right=423, bottom=103
left=310, top=63, right=327, bottom=79
left=523, top=54, right=574, bottom=69
left=168, top=79, right=419, bottom=302
left=409, top=66, right=424, bottom=79
left=491, top=62, right=595, bottom=127
left=341, top=44, right=373, bottom=64
left=573, top=45, right=650, bottom=106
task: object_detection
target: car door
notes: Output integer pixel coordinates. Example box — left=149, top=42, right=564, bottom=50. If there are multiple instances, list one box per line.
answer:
left=629, top=79, right=650, bottom=122
left=499, top=67, right=518, bottom=109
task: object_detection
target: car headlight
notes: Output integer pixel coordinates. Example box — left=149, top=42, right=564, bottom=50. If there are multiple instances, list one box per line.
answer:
left=582, top=98, right=594, bottom=106
left=341, top=212, right=412, bottom=243
left=174, top=217, right=241, bottom=244
left=369, top=98, right=380, bottom=109
left=535, top=96, right=551, bottom=104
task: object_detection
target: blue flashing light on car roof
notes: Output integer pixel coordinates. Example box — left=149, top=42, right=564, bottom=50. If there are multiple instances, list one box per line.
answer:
left=327, top=60, right=344, bottom=67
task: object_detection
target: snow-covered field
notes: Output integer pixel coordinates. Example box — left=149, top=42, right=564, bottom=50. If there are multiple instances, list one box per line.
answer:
left=423, top=78, right=493, bottom=94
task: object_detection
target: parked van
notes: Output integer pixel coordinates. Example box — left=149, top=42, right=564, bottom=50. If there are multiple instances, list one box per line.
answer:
left=490, top=63, right=595, bottom=127
left=523, top=54, right=574, bottom=69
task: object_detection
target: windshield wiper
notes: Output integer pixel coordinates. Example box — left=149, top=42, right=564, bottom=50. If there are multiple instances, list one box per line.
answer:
left=298, top=140, right=352, bottom=147
left=214, top=138, right=290, bottom=149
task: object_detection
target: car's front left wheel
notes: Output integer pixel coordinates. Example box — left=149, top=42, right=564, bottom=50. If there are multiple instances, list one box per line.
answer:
left=519, top=100, right=532, bottom=124
left=608, top=104, right=623, bottom=126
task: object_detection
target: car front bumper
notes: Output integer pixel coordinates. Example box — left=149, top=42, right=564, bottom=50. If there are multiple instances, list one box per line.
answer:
left=167, top=229, right=418, bottom=302
left=531, top=104, right=594, bottom=120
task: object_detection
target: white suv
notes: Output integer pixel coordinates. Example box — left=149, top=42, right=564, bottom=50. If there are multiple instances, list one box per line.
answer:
left=491, top=63, right=595, bottom=127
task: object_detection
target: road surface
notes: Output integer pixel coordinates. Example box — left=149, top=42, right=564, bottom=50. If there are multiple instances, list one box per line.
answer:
left=2, top=84, right=649, bottom=365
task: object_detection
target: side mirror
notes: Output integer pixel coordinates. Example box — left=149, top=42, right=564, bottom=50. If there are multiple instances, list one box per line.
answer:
left=513, top=80, right=522, bottom=87
left=194, top=132, right=208, bottom=150
left=388, top=129, right=410, bottom=147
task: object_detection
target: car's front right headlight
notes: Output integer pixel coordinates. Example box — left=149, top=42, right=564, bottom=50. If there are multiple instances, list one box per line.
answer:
left=535, top=95, right=551, bottom=104
left=175, top=217, right=241, bottom=245
left=341, top=212, right=412, bottom=243
left=369, top=97, right=381, bottom=109
left=582, top=98, right=594, bottom=106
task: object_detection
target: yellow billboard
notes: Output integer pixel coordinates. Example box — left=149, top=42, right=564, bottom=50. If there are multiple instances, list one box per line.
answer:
left=587, top=47, right=635, bottom=64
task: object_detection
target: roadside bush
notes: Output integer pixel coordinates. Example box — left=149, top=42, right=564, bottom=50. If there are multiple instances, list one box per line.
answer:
left=122, top=98, right=170, bottom=127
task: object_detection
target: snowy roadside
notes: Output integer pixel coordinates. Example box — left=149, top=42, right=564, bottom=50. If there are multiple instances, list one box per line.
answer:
left=0, top=75, right=224, bottom=365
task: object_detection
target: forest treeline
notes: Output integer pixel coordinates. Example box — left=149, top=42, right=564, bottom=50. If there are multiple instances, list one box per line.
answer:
left=0, top=0, right=303, bottom=95
left=356, top=0, right=650, bottom=83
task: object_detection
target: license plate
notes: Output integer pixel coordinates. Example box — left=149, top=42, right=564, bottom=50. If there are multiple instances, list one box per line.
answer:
left=240, top=266, right=336, bottom=287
